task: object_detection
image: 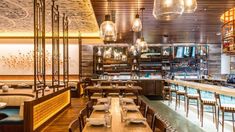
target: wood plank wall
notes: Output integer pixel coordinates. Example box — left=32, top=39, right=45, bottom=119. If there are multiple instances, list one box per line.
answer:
left=208, top=44, right=221, bottom=75
left=81, top=45, right=94, bottom=78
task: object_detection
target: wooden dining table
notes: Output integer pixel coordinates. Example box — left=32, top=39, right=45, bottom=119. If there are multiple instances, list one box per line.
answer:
left=82, top=98, right=152, bottom=132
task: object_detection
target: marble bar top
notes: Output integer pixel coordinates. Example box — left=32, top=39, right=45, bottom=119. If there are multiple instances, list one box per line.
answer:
left=165, top=79, right=235, bottom=97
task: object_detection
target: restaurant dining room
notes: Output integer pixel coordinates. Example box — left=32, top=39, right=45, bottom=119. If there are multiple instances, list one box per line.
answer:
left=0, top=0, right=235, bottom=132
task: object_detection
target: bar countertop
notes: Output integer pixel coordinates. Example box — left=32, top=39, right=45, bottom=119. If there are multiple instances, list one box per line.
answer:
left=165, top=79, right=235, bottom=97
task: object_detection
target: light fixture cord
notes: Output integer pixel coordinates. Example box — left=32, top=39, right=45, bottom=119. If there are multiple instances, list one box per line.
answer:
left=141, top=8, right=144, bottom=38
left=137, top=0, right=139, bottom=14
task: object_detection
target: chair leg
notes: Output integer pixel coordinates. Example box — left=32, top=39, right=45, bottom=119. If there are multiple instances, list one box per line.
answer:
left=197, top=99, right=199, bottom=119
left=178, top=95, right=181, bottom=108
left=201, top=104, right=204, bottom=127
left=214, top=106, right=218, bottom=130
left=222, top=110, right=224, bottom=132
left=175, top=94, right=178, bottom=110
left=217, top=108, right=220, bottom=130
left=186, top=97, right=189, bottom=117
left=184, top=95, right=186, bottom=112
left=232, top=112, right=235, bottom=132
left=212, top=106, right=215, bottom=123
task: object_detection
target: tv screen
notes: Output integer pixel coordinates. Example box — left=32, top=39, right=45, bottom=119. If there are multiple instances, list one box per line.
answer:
left=176, top=47, right=184, bottom=58
left=184, top=47, right=190, bottom=57
left=191, top=46, right=196, bottom=58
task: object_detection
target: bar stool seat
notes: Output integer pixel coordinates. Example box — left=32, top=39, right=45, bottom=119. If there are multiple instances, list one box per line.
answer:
left=176, top=90, right=186, bottom=94
left=201, top=98, right=216, bottom=104
left=220, top=104, right=235, bottom=111
left=187, top=94, right=199, bottom=98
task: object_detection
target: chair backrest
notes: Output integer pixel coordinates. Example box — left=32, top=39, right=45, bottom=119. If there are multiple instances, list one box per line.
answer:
left=153, top=115, right=167, bottom=132
left=198, top=90, right=216, bottom=101
left=68, top=118, right=81, bottom=132
left=86, top=101, right=94, bottom=117
left=217, top=94, right=235, bottom=107
left=139, top=99, right=147, bottom=117
left=146, top=106, right=155, bottom=129
left=79, top=108, right=87, bottom=130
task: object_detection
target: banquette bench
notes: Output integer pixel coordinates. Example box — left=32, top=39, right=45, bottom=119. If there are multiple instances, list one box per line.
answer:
left=0, top=94, right=34, bottom=132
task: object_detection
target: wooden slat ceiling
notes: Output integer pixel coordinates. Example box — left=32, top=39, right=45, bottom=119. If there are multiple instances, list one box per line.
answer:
left=91, top=0, right=235, bottom=44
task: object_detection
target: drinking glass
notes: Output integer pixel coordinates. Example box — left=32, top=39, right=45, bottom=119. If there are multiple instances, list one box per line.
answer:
left=104, top=113, right=112, bottom=128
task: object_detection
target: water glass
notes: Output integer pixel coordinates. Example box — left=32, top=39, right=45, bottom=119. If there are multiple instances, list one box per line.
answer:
left=104, top=113, right=112, bottom=128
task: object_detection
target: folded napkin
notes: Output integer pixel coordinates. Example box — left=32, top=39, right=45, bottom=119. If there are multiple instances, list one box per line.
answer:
left=121, top=98, right=134, bottom=103
left=86, top=118, right=106, bottom=125
left=93, top=104, right=109, bottom=111
left=123, top=105, right=140, bottom=111
left=125, top=117, right=146, bottom=124
left=97, top=97, right=111, bottom=103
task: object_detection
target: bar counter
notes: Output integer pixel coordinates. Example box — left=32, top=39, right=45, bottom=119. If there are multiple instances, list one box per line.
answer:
left=165, top=79, right=235, bottom=97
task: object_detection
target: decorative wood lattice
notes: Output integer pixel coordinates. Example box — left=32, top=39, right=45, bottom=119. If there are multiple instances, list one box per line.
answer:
left=34, top=0, right=46, bottom=96
left=33, top=90, right=70, bottom=130
left=52, top=0, right=60, bottom=91
left=63, top=13, right=69, bottom=88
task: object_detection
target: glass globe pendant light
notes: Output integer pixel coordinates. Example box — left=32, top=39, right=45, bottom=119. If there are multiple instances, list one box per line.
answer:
left=100, top=0, right=117, bottom=42
left=132, top=0, right=142, bottom=32
left=184, top=0, right=197, bottom=13
left=136, top=8, right=148, bottom=53
left=153, top=0, right=184, bottom=21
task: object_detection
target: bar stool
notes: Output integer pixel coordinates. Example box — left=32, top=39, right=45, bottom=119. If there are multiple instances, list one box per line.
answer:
left=186, top=87, right=200, bottom=118
left=169, top=83, right=177, bottom=105
left=199, top=90, right=217, bottom=127
left=162, top=82, right=170, bottom=101
left=175, top=85, right=186, bottom=111
left=217, top=94, right=235, bottom=132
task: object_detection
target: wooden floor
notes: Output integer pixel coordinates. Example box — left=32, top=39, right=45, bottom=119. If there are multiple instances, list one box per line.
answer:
left=41, top=97, right=88, bottom=132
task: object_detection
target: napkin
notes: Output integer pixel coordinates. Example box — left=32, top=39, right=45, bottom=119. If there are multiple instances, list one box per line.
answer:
left=93, top=104, right=109, bottom=111
left=123, top=105, right=140, bottom=111
left=86, top=118, right=106, bottom=125
left=125, top=117, right=146, bottom=124
left=97, top=97, right=110, bottom=103
left=121, top=98, right=134, bottom=104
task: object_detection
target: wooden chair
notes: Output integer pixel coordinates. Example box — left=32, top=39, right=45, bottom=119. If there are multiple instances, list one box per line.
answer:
left=79, top=108, right=88, bottom=130
left=162, top=85, right=170, bottom=101
left=169, top=83, right=177, bottom=105
left=175, top=85, right=186, bottom=111
left=146, top=106, right=155, bottom=128
left=186, top=88, right=200, bottom=118
left=139, top=99, right=148, bottom=117
left=86, top=100, right=94, bottom=117
left=217, top=94, right=235, bottom=132
left=152, top=115, right=167, bottom=132
left=199, top=90, right=217, bottom=128
left=68, top=117, right=82, bottom=132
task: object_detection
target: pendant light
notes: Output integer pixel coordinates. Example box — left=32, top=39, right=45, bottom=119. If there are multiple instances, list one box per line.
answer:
left=153, top=0, right=184, bottom=21
left=136, top=8, right=148, bottom=53
left=100, top=0, right=117, bottom=42
left=184, top=0, right=197, bottom=13
left=132, top=0, right=142, bottom=32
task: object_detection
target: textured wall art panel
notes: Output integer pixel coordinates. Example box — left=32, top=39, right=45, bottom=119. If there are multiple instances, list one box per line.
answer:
left=0, top=44, right=79, bottom=75
left=0, top=0, right=99, bottom=36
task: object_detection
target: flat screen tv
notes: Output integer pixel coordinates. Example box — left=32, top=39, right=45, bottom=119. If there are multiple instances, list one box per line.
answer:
left=176, top=47, right=184, bottom=58
left=191, top=46, right=196, bottom=58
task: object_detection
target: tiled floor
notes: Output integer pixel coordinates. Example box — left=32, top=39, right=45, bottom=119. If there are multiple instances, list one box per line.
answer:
left=162, top=98, right=234, bottom=132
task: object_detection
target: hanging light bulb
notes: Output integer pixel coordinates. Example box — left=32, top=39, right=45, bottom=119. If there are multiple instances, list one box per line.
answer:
left=153, top=0, right=184, bottom=21
left=100, top=15, right=117, bottom=42
left=132, top=14, right=142, bottom=32
left=136, top=37, right=148, bottom=53
left=100, top=0, right=117, bottom=42
left=184, top=0, right=197, bottom=13
left=132, top=0, right=142, bottom=32
left=136, top=8, right=148, bottom=53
